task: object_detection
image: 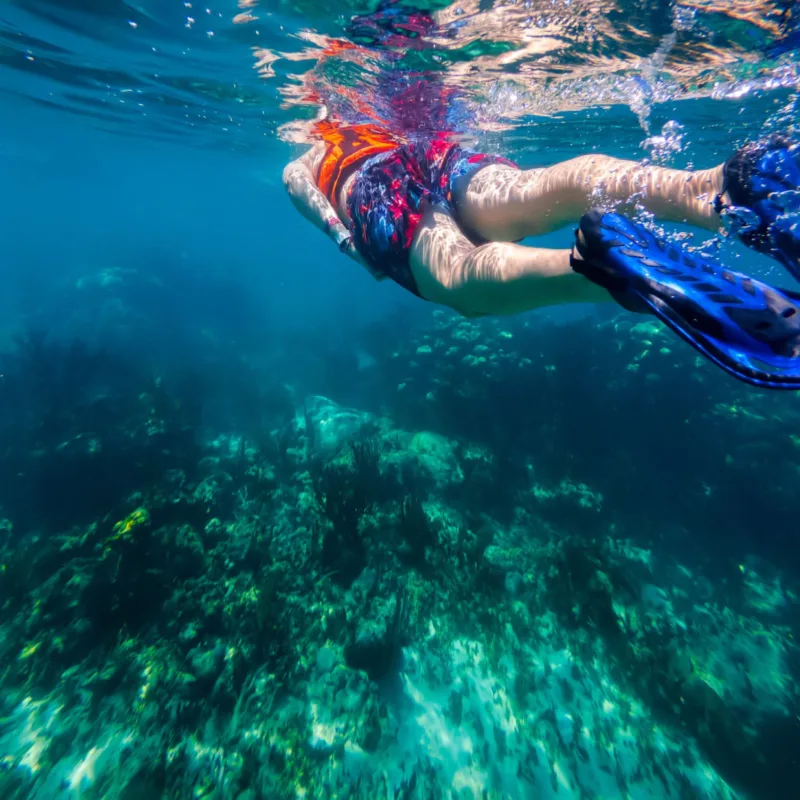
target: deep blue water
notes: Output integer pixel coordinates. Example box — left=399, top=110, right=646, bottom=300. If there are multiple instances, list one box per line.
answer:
left=1, top=2, right=800, bottom=799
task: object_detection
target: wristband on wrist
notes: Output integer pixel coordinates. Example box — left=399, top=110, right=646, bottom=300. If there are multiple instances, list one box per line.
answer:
left=338, top=232, right=354, bottom=253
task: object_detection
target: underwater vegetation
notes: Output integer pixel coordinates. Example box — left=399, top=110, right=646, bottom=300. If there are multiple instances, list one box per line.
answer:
left=0, top=330, right=203, bottom=532
left=0, top=304, right=799, bottom=799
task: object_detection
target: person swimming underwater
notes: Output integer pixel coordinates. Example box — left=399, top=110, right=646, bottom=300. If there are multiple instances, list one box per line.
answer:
left=283, top=3, right=800, bottom=389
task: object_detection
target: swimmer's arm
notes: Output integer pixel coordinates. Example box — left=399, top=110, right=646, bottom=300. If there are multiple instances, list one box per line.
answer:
left=282, top=159, right=358, bottom=255
left=282, top=159, right=343, bottom=239
left=282, top=157, right=387, bottom=281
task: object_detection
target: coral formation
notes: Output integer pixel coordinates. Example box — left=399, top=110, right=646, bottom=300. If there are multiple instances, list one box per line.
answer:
left=1, top=306, right=799, bottom=800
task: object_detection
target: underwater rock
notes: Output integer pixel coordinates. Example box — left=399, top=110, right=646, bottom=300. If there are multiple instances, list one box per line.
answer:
left=504, top=571, right=524, bottom=596
left=544, top=535, right=800, bottom=799
left=160, top=523, right=207, bottom=580
left=302, top=395, right=375, bottom=456
left=395, top=633, right=685, bottom=799
left=396, top=494, right=436, bottom=567
left=350, top=566, right=378, bottom=601
left=187, top=642, right=225, bottom=686
left=739, top=557, right=795, bottom=616
left=679, top=605, right=798, bottom=740
left=482, top=545, right=518, bottom=575
left=388, top=431, right=464, bottom=489
left=305, top=661, right=388, bottom=757
left=316, top=645, right=337, bottom=675
left=311, top=457, right=372, bottom=586
left=529, top=478, right=603, bottom=511
left=345, top=593, right=406, bottom=681
left=192, top=471, right=235, bottom=519
left=481, top=544, right=522, bottom=590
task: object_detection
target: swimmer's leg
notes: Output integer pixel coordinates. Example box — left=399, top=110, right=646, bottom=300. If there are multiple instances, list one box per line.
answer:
left=411, top=205, right=800, bottom=388
left=454, top=158, right=724, bottom=242
left=410, top=204, right=610, bottom=316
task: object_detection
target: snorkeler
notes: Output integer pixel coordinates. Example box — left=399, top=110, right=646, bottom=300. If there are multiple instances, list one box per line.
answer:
left=283, top=5, right=800, bottom=389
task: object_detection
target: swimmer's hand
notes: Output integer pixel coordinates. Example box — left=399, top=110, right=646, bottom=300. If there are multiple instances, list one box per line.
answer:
left=325, top=217, right=386, bottom=280
left=326, top=216, right=356, bottom=255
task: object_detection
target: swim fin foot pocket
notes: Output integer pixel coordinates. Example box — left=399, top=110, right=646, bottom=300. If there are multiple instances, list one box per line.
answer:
left=571, top=210, right=800, bottom=389
left=716, top=136, right=800, bottom=282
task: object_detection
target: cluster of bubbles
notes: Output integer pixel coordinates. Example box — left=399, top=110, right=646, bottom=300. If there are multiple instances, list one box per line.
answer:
left=641, top=121, right=686, bottom=165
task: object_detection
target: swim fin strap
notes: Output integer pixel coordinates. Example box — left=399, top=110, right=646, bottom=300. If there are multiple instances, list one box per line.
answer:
left=571, top=210, right=800, bottom=389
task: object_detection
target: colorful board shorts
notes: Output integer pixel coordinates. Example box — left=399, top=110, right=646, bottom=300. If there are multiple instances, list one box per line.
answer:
left=346, top=137, right=517, bottom=296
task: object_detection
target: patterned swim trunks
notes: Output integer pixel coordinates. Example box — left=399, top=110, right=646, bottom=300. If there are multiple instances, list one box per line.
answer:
left=346, top=137, right=517, bottom=296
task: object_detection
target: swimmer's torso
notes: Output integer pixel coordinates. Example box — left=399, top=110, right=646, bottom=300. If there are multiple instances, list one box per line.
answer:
left=307, top=121, right=404, bottom=219
left=302, top=144, right=358, bottom=222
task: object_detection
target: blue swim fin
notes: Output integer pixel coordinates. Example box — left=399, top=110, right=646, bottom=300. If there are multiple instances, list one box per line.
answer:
left=572, top=210, right=800, bottom=389
left=716, top=137, right=800, bottom=282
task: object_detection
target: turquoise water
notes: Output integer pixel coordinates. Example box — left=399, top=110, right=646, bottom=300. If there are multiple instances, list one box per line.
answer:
left=0, top=2, right=799, bottom=798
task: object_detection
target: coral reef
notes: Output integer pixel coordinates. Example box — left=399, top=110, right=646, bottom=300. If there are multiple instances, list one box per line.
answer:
left=1, top=307, right=799, bottom=800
